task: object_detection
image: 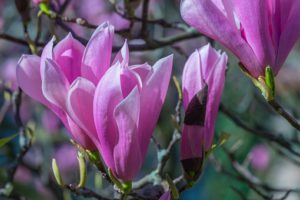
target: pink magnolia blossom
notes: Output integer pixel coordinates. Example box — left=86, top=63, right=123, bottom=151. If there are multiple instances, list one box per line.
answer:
left=180, top=0, right=300, bottom=78
left=17, top=22, right=173, bottom=181
left=93, top=44, right=173, bottom=181
left=180, top=44, right=227, bottom=179
left=250, top=144, right=270, bottom=171
left=16, top=22, right=115, bottom=150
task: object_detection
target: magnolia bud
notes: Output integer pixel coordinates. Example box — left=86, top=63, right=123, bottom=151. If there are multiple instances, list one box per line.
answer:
left=77, top=152, right=87, bottom=188
left=181, top=155, right=204, bottom=183
left=52, top=159, right=64, bottom=186
left=184, top=84, right=208, bottom=126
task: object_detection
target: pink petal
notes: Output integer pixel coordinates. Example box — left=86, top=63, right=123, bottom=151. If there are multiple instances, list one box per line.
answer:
left=180, top=0, right=261, bottom=77
left=275, top=1, right=300, bottom=73
left=130, top=63, right=152, bottom=82
left=66, top=77, right=99, bottom=147
left=120, top=66, right=142, bottom=98
left=41, top=59, right=69, bottom=110
left=138, top=55, right=173, bottom=157
left=212, top=0, right=235, bottom=25
left=180, top=125, right=204, bottom=160
left=181, top=46, right=227, bottom=159
left=204, top=52, right=227, bottom=149
left=41, top=37, right=54, bottom=77
left=82, top=22, right=114, bottom=84
left=66, top=115, right=97, bottom=149
left=54, top=33, right=85, bottom=83
left=199, top=44, right=223, bottom=78
left=112, top=40, right=129, bottom=66
left=16, top=55, right=47, bottom=105
left=182, top=50, right=204, bottom=110
left=233, top=0, right=275, bottom=72
left=93, top=63, right=123, bottom=171
left=113, top=87, right=142, bottom=181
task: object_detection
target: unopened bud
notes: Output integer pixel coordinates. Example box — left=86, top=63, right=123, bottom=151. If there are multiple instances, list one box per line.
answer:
left=181, top=156, right=204, bottom=183
left=77, top=152, right=87, bottom=188
left=52, top=158, right=64, bottom=186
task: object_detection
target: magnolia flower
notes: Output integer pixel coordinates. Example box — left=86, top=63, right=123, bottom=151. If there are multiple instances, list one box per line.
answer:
left=17, top=22, right=173, bottom=181
left=16, top=22, right=115, bottom=150
left=181, top=44, right=227, bottom=180
left=180, top=0, right=300, bottom=78
left=93, top=44, right=173, bottom=181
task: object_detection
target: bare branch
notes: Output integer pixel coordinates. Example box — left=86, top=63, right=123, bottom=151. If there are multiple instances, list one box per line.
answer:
left=268, top=100, right=300, bottom=132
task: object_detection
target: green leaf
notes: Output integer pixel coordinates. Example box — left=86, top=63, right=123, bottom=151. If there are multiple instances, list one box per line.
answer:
left=0, top=134, right=18, bottom=148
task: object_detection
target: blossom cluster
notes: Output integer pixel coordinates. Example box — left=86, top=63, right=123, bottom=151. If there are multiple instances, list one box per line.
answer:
left=12, top=0, right=300, bottom=199
left=16, top=20, right=227, bottom=184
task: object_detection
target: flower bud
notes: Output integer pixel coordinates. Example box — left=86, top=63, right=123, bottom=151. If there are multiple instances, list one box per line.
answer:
left=52, top=158, right=64, bottom=186
left=181, top=153, right=204, bottom=182
left=180, top=44, right=227, bottom=183
left=77, top=152, right=87, bottom=188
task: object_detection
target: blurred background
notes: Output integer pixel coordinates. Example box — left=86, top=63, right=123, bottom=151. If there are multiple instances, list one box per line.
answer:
left=1, top=0, right=300, bottom=199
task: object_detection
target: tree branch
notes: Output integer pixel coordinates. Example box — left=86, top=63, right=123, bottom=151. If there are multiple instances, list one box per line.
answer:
left=268, top=100, right=300, bottom=132
left=65, top=184, right=109, bottom=200
left=219, top=103, right=300, bottom=157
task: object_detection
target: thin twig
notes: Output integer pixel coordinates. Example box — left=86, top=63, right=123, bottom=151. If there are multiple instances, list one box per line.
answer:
left=268, top=100, right=300, bottom=131
left=65, top=184, right=109, bottom=200
left=140, top=0, right=150, bottom=37
left=112, top=30, right=202, bottom=52
left=223, top=147, right=300, bottom=200
left=219, top=103, right=300, bottom=156
left=0, top=33, right=43, bottom=47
